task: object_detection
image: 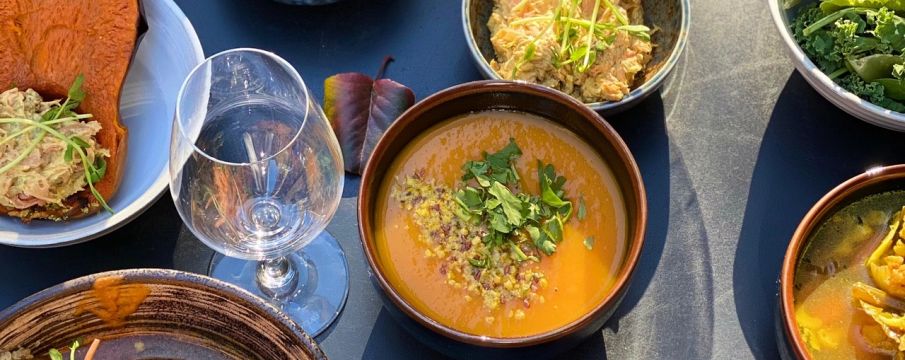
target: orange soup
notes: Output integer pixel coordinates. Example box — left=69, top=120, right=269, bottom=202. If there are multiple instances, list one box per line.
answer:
left=374, top=111, right=627, bottom=337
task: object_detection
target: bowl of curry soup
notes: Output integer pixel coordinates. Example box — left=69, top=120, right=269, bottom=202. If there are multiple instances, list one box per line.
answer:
left=358, top=80, right=646, bottom=355
left=780, top=165, right=905, bottom=359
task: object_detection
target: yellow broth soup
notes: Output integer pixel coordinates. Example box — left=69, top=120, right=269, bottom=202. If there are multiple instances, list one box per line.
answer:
left=794, top=191, right=905, bottom=359
left=374, top=111, right=627, bottom=338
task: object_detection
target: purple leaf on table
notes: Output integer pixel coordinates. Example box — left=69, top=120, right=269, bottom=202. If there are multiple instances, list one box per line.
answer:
left=324, top=58, right=415, bottom=174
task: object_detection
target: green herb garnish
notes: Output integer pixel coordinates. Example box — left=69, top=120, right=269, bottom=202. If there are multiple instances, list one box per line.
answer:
left=48, top=339, right=80, bottom=360
left=69, top=340, right=79, bottom=360
left=584, top=236, right=595, bottom=250
left=577, top=196, right=587, bottom=220
left=454, top=139, right=573, bottom=259
left=510, top=0, right=651, bottom=73
left=0, top=75, right=112, bottom=213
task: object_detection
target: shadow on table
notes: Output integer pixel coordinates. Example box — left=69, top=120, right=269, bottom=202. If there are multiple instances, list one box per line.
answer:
left=598, top=93, right=715, bottom=359
left=185, top=0, right=486, bottom=101
left=0, top=197, right=182, bottom=309
left=733, top=71, right=905, bottom=358
left=197, top=0, right=406, bottom=60
left=362, top=309, right=451, bottom=360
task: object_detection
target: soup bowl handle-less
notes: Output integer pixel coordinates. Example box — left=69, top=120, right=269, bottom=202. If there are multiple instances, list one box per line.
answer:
left=778, top=164, right=905, bottom=359
left=0, top=269, right=325, bottom=359
left=357, top=80, right=647, bottom=357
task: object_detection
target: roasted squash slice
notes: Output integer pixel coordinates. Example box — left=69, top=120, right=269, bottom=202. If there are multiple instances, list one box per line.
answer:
left=0, top=0, right=140, bottom=220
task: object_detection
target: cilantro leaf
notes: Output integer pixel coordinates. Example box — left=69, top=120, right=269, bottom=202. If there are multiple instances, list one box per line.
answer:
left=578, top=196, right=587, bottom=220
left=489, top=211, right=513, bottom=233
left=543, top=216, right=564, bottom=243
left=527, top=225, right=556, bottom=255
left=451, top=140, right=579, bottom=258
left=538, top=161, right=570, bottom=208
left=483, top=138, right=522, bottom=185
left=584, top=236, right=595, bottom=250
left=49, top=349, right=63, bottom=360
left=488, top=182, right=524, bottom=226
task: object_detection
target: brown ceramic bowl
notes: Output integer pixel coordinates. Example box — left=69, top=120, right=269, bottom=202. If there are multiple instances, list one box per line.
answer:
left=778, top=165, right=905, bottom=359
left=357, top=80, right=647, bottom=355
left=0, top=269, right=325, bottom=360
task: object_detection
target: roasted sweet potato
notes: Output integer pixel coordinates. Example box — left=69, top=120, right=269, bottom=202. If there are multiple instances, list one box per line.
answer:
left=0, top=0, right=140, bottom=221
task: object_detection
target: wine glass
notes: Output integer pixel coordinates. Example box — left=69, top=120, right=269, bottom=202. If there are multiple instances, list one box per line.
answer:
left=169, top=48, right=347, bottom=337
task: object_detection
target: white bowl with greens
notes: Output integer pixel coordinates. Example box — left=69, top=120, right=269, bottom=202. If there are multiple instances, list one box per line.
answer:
left=771, top=0, right=905, bottom=131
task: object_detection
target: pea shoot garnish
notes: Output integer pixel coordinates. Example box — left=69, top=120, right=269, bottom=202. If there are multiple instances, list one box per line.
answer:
left=0, top=75, right=112, bottom=213
left=508, top=0, right=652, bottom=74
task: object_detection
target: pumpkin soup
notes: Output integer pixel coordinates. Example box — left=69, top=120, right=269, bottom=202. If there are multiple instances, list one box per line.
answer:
left=374, top=111, right=627, bottom=337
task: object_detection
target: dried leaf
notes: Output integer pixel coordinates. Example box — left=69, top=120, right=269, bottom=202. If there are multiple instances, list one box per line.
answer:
left=324, top=61, right=415, bottom=174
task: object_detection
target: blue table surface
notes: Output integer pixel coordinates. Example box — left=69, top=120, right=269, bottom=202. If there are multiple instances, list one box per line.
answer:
left=3, top=0, right=905, bottom=359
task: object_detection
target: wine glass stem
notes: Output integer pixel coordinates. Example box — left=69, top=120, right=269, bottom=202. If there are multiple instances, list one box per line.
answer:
left=257, top=256, right=299, bottom=299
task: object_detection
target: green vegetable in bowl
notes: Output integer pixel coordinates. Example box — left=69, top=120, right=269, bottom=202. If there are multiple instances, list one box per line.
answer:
left=820, top=0, right=905, bottom=13
left=790, top=1, right=905, bottom=112
left=847, top=54, right=904, bottom=81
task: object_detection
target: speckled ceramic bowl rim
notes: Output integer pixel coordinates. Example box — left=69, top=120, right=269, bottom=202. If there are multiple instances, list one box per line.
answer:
left=461, top=0, right=690, bottom=112
left=358, top=80, right=647, bottom=348
left=0, top=268, right=326, bottom=360
left=769, top=1, right=905, bottom=131
left=780, top=164, right=905, bottom=359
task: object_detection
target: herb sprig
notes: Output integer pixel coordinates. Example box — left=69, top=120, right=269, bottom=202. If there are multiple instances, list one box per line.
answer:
left=508, top=0, right=652, bottom=74
left=48, top=339, right=79, bottom=360
left=0, top=76, right=112, bottom=213
left=453, top=139, right=578, bottom=266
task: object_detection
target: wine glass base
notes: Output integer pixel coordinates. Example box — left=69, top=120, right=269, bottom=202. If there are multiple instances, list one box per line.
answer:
left=209, top=231, right=349, bottom=338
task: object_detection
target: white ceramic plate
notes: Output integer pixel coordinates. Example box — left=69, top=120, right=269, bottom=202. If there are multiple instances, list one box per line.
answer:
left=0, top=0, right=204, bottom=247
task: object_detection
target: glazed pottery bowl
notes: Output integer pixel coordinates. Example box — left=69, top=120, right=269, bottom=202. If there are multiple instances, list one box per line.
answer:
left=463, top=0, right=689, bottom=115
left=0, top=269, right=325, bottom=359
left=778, top=165, right=905, bottom=359
left=357, top=80, right=647, bottom=357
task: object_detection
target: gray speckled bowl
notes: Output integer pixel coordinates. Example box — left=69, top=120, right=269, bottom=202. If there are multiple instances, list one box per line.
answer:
left=0, top=269, right=325, bottom=360
left=463, top=0, right=690, bottom=115
left=770, top=0, right=905, bottom=131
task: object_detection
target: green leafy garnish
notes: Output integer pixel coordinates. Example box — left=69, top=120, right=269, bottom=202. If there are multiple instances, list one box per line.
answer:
left=48, top=339, right=80, bottom=360
left=584, top=236, right=595, bottom=250
left=69, top=340, right=79, bottom=360
left=453, top=140, right=574, bottom=259
left=508, top=0, right=650, bottom=73
left=578, top=196, right=587, bottom=220
left=0, top=75, right=113, bottom=213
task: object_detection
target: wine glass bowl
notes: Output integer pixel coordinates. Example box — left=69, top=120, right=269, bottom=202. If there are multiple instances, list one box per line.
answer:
left=169, top=48, right=347, bottom=337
